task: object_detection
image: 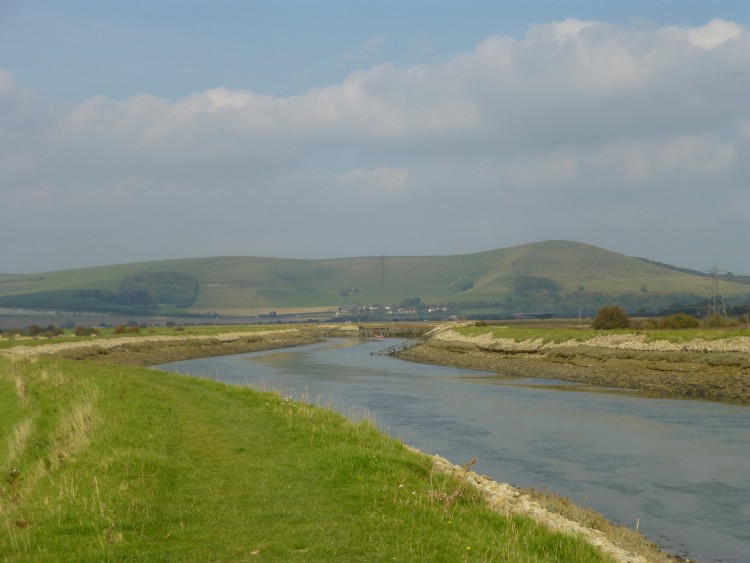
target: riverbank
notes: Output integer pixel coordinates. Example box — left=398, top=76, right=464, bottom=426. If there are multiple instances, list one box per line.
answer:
left=0, top=327, right=678, bottom=562
left=2, top=334, right=628, bottom=563
left=397, top=328, right=750, bottom=404
left=1, top=328, right=324, bottom=365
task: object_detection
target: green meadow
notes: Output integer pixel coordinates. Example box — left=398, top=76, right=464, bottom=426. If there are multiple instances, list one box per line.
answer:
left=1, top=353, right=613, bottom=562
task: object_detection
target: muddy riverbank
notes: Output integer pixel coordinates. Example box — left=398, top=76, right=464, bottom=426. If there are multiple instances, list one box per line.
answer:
left=397, top=330, right=750, bottom=404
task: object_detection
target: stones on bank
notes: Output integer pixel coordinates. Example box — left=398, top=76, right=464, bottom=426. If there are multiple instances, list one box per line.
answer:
left=417, top=448, right=656, bottom=563
left=431, top=329, right=750, bottom=354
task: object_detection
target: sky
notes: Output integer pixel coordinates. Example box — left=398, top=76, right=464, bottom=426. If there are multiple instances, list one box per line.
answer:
left=1, top=1, right=748, bottom=275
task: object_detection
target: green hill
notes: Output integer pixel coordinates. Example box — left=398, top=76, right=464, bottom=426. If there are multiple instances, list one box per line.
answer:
left=1, top=240, right=747, bottom=317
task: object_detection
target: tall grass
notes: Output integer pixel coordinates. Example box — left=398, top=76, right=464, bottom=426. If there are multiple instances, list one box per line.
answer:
left=0, top=355, right=613, bottom=561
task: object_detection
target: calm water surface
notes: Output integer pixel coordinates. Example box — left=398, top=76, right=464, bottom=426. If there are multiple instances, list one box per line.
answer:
left=157, top=338, right=750, bottom=562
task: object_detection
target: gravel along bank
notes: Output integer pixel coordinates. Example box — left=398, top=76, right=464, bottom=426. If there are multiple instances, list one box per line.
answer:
left=418, top=449, right=675, bottom=563
left=398, top=329, right=750, bottom=404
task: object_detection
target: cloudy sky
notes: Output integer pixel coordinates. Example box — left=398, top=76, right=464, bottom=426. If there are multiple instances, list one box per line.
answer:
left=1, top=1, right=748, bottom=274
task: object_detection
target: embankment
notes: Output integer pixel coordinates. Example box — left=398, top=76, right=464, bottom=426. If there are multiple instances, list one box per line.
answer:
left=1, top=326, right=679, bottom=562
left=398, top=329, right=750, bottom=404
left=2, top=328, right=323, bottom=365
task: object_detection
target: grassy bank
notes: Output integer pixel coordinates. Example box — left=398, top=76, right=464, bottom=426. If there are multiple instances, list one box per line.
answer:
left=0, top=324, right=284, bottom=349
left=1, top=353, right=615, bottom=561
left=456, top=324, right=750, bottom=345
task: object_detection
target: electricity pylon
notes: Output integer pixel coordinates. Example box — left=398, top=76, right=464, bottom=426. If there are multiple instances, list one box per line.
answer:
left=709, top=263, right=728, bottom=318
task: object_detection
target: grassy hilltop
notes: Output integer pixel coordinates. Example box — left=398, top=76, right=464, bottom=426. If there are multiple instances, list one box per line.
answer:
left=1, top=240, right=747, bottom=317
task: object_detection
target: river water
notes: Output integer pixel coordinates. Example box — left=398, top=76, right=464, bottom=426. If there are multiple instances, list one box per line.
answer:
left=156, top=338, right=750, bottom=562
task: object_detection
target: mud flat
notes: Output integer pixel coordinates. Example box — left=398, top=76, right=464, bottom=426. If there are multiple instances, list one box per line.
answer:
left=397, top=329, right=750, bottom=404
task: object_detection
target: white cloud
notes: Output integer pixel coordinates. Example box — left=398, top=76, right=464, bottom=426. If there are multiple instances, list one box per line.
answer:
left=22, top=17, right=746, bottom=157
left=519, top=135, right=737, bottom=188
left=1, top=17, right=748, bottom=272
left=687, top=18, right=742, bottom=50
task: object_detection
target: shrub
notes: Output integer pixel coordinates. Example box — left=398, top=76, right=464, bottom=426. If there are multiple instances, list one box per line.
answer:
left=113, top=324, right=127, bottom=335
left=591, top=306, right=630, bottom=330
left=704, top=315, right=736, bottom=328
left=634, top=319, right=658, bottom=330
left=74, top=326, right=98, bottom=337
left=660, top=314, right=699, bottom=329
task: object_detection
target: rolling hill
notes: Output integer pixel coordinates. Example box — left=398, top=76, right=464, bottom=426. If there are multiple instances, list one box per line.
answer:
left=1, top=241, right=747, bottom=318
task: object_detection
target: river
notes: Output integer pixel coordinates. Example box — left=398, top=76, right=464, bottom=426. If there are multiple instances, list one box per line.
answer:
left=156, top=338, right=750, bottom=562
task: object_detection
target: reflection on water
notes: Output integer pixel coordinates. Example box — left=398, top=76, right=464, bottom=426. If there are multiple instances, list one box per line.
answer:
left=157, top=338, right=750, bottom=562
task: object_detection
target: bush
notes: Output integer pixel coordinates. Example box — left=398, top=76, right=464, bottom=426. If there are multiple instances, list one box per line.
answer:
left=660, top=314, right=699, bottom=329
left=74, top=326, right=98, bottom=337
left=704, top=315, right=736, bottom=328
left=591, top=306, right=631, bottom=330
left=633, top=318, right=658, bottom=330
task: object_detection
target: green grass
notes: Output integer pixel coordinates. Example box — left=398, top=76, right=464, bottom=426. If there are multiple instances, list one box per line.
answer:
left=457, top=325, right=750, bottom=344
left=1, top=355, right=612, bottom=561
left=0, top=325, right=286, bottom=351
left=457, top=326, right=615, bottom=343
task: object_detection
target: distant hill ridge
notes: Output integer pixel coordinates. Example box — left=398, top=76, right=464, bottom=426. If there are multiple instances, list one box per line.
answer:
left=0, top=241, right=747, bottom=318
left=634, top=257, right=750, bottom=286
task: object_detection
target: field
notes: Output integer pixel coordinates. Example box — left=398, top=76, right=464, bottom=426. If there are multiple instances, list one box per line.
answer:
left=1, top=336, right=623, bottom=562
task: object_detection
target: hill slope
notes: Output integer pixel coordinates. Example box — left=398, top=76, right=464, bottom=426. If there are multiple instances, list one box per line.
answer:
left=0, top=241, right=747, bottom=317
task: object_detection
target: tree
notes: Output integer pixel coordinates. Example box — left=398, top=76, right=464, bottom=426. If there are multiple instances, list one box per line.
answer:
left=591, top=306, right=630, bottom=329
left=117, top=271, right=199, bottom=307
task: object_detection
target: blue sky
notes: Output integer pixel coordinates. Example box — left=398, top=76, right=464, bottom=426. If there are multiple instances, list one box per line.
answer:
left=1, top=1, right=749, bottom=274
